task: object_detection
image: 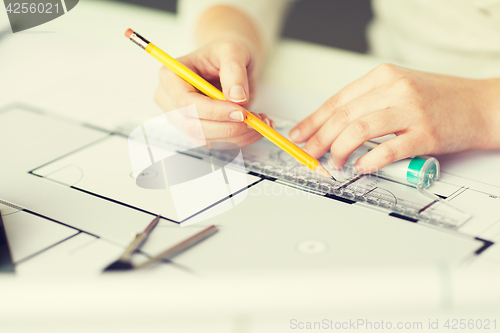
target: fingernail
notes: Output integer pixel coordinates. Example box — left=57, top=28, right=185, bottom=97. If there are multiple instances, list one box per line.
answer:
left=264, top=118, right=270, bottom=126
left=229, top=111, right=244, bottom=122
left=270, top=120, right=276, bottom=129
left=229, top=85, right=246, bottom=102
left=328, top=158, right=334, bottom=168
left=289, top=129, right=300, bottom=142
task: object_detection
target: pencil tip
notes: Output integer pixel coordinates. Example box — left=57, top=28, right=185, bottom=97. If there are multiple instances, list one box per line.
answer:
left=316, top=163, right=335, bottom=180
left=331, top=176, right=337, bottom=181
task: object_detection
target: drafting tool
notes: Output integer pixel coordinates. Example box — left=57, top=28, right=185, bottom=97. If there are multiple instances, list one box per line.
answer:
left=123, top=29, right=333, bottom=180
left=103, top=216, right=217, bottom=272
left=103, top=215, right=161, bottom=271
left=0, top=209, right=14, bottom=273
left=135, top=225, right=218, bottom=269
left=242, top=149, right=469, bottom=229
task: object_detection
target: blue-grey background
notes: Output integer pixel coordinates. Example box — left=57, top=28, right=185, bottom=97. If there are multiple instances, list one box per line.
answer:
left=115, top=0, right=373, bottom=53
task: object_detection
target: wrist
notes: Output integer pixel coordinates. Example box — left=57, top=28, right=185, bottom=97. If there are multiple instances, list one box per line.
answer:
left=195, top=5, right=264, bottom=61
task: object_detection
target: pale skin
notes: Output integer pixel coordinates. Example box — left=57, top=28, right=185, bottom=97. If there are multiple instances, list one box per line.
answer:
left=155, top=6, right=500, bottom=173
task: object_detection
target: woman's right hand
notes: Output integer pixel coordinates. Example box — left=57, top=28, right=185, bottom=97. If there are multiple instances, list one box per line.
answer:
left=154, top=37, right=274, bottom=147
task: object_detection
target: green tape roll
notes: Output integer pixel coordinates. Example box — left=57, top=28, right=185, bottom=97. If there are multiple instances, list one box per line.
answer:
left=407, top=157, right=439, bottom=188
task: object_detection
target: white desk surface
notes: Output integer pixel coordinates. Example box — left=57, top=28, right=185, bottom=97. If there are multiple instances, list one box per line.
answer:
left=1, top=1, right=500, bottom=331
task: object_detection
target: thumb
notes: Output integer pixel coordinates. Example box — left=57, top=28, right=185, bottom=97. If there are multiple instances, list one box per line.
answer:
left=218, top=49, right=251, bottom=105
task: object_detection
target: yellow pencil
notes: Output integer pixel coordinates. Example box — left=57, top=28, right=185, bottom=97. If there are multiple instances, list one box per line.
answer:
left=124, top=29, right=333, bottom=179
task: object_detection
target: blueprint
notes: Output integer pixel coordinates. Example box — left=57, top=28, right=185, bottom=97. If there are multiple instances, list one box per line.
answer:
left=1, top=104, right=500, bottom=274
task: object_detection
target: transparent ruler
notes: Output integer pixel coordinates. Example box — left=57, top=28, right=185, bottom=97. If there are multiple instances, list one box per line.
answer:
left=238, top=144, right=471, bottom=230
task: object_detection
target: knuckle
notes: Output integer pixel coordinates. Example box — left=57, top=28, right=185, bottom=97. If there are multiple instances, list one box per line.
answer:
left=203, top=99, right=219, bottom=120
left=351, top=119, right=371, bottom=139
left=395, top=76, right=418, bottom=94
left=220, top=123, right=240, bottom=138
left=325, top=95, right=341, bottom=112
left=310, top=133, right=329, bottom=149
left=225, top=60, right=246, bottom=74
left=335, top=107, right=351, bottom=126
left=176, top=93, right=191, bottom=108
left=380, top=144, right=396, bottom=163
left=377, top=63, right=398, bottom=75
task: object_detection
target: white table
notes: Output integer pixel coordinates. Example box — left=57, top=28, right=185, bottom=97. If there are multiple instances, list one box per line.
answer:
left=1, top=1, right=500, bottom=332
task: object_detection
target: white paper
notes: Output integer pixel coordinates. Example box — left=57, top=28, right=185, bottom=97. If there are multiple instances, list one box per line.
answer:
left=33, top=135, right=259, bottom=222
left=1, top=209, right=78, bottom=263
left=15, top=233, right=122, bottom=276
left=172, top=181, right=482, bottom=270
left=0, top=108, right=108, bottom=171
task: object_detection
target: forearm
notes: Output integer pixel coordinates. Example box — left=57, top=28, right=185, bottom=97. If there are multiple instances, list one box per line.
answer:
left=195, top=6, right=264, bottom=64
left=480, top=77, right=500, bottom=149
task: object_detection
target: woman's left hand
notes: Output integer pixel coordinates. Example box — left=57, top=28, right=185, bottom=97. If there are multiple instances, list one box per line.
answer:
left=289, top=63, right=500, bottom=174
